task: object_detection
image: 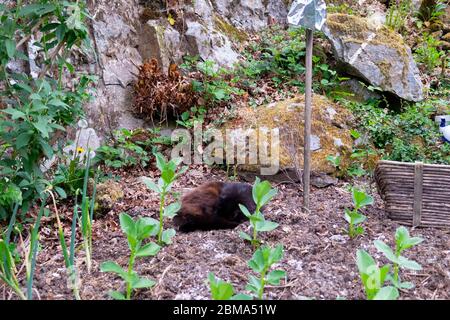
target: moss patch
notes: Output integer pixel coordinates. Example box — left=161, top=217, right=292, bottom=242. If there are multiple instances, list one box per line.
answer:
left=223, top=95, right=355, bottom=174
left=214, top=15, right=248, bottom=42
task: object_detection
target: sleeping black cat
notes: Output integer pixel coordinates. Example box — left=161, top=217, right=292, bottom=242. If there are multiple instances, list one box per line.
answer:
left=173, top=181, right=256, bottom=232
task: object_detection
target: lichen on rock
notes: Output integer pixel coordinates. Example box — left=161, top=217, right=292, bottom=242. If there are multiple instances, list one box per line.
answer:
left=91, top=179, right=124, bottom=215
left=222, top=94, right=355, bottom=176
left=323, top=13, right=424, bottom=102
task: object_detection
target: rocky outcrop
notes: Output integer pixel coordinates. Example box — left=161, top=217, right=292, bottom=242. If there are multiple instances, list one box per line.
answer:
left=221, top=95, right=355, bottom=177
left=323, top=13, right=424, bottom=102
left=141, top=0, right=288, bottom=71
left=84, top=0, right=289, bottom=137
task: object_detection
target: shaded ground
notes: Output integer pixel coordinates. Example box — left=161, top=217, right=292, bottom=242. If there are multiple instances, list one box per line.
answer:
left=2, top=165, right=449, bottom=300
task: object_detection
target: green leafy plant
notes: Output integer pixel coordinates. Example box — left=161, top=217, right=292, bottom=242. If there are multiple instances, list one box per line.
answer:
left=239, top=177, right=278, bottom=247
left=344, top=188, right=373, bottom=238
left=414, top=33, right=445, bottom=71
left=347, top=97, right=450, bottom=165
left=141, top=153, right=187, bottom=245
left=95, top=128, right=171, bottom=169
left=0, top=1, right=94, bottom=219
left=100, top=212, right=161, bottom=300
left=356, top=249, right=399, bottom=300
left=326, top=154, right=341, bottom=169
left=176, top=106, right=207, bottom=129
left=386, top=0, right=413, bottom=32
left=374, top=226, right=423, bottom=289
left=52, top=145, right=94, bottom=197
left=181, top=58, right=243, bottom=106
left=208, top=272, right=252, bottom=300
left=246, top=244, right=286, bottom=300
left=417, top=0, right=447, bottom=24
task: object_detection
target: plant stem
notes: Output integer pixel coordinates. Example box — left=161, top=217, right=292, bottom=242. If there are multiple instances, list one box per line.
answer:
left=258, top=269, right=267, bottom=300
left=84, top=237, right=91, bottom=273
left=158, top=191, right=166, bottom=245
left=126, top=249, right=137, bottom=300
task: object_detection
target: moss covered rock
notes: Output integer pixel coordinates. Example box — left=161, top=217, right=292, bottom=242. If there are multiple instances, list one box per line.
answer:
left=93, top=179, right=124, bottom=215
left=222, top=94, right=354, bottom=176
left=323, top=13, right=423, bottom=102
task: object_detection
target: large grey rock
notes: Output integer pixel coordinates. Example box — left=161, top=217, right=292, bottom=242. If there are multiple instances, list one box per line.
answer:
left=323, top=13, right=424, bottom=102
left=85, top=0, right=144, bottom=135
left=212, top=0, right=287, bottom=31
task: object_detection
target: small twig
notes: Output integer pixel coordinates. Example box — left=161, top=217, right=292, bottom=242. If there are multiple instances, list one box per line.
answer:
left=15, top=20, right=43, bottom=50
left=38, top=41, right=65, bottom=79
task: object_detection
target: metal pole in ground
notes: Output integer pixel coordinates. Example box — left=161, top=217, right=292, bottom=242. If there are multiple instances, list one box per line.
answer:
left=303, top=28, right=313, bottom=212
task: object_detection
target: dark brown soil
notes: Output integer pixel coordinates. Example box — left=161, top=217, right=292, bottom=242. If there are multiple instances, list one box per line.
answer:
left=2, top=165, right=449, bottom=300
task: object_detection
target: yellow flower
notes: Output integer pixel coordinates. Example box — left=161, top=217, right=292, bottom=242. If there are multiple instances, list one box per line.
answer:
left=76, top=147, right=85, bottom=153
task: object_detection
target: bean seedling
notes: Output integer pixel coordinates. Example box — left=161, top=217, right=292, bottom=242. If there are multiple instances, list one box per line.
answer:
left=142, top=153, right=187, bottom=245
left=246, top=244, right=286, bottom=299
left=344, top=188, right=373, bottom=238
left=208, top=273, right=252, bottom=300
left=239, top=177, right=278, bottom=247
left=356, top=249, right=399, bottom=300
left=374, top=226, right=423, bottom=289
left=100, top=213, right=161, bottom=300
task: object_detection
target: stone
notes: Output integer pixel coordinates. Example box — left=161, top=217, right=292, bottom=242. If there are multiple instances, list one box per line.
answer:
left=184, top=20, right=240, bottom=67
left=93, top=179, right=124, bottom=215
left=222, top=94, right=355, bottom=176
left=323, top=13, right=424, bottom=102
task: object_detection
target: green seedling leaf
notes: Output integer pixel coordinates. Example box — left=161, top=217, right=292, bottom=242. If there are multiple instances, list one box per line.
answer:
left=100, top=261, right=127, bottom=279
left=246, top=275, right=262, bottom=294
left=230, top=294, right=253, bottom=300
left=374, top=240, right=398, bottom=263
left=164, top=202, right=181, bottom=218
left=397, top=256, right=422, bottom=271
left=119, top=213, right=136, bottom=237
left=109, top=291, right=126, bottom=300
left=352, top=188, right=373, bottom=209
left=266, top=270, right=286, bottom=285
left=239, top=231, right=252, bottom=241
left=395, top=226, right=423, bottom=251
left=155, top=153, right=167, bottom=171
left=131, top=277, right=156, bottom=289
left=141, top=177, right=160, bottom=193
left=5, top=39, right=15, bottom=58
left=269, top=244, right=284, bottom=265
left=136, top=217, right=159, bottom=239
left=209, top=273, right=234, bottom=300
left=136, top=242, right=161, bottom=257
left=373, top=286, right=399, bottom=300
left=399, top=281, right=414, bottom=289
left=239, top=204, right=252, bottom=218
left=161, top=228, right=176, bottom=245
left=255, top=220, right=278, bottom=232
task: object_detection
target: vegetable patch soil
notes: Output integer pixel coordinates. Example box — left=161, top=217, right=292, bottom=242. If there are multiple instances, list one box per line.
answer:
left=2, top=166, right=449, bottom=300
